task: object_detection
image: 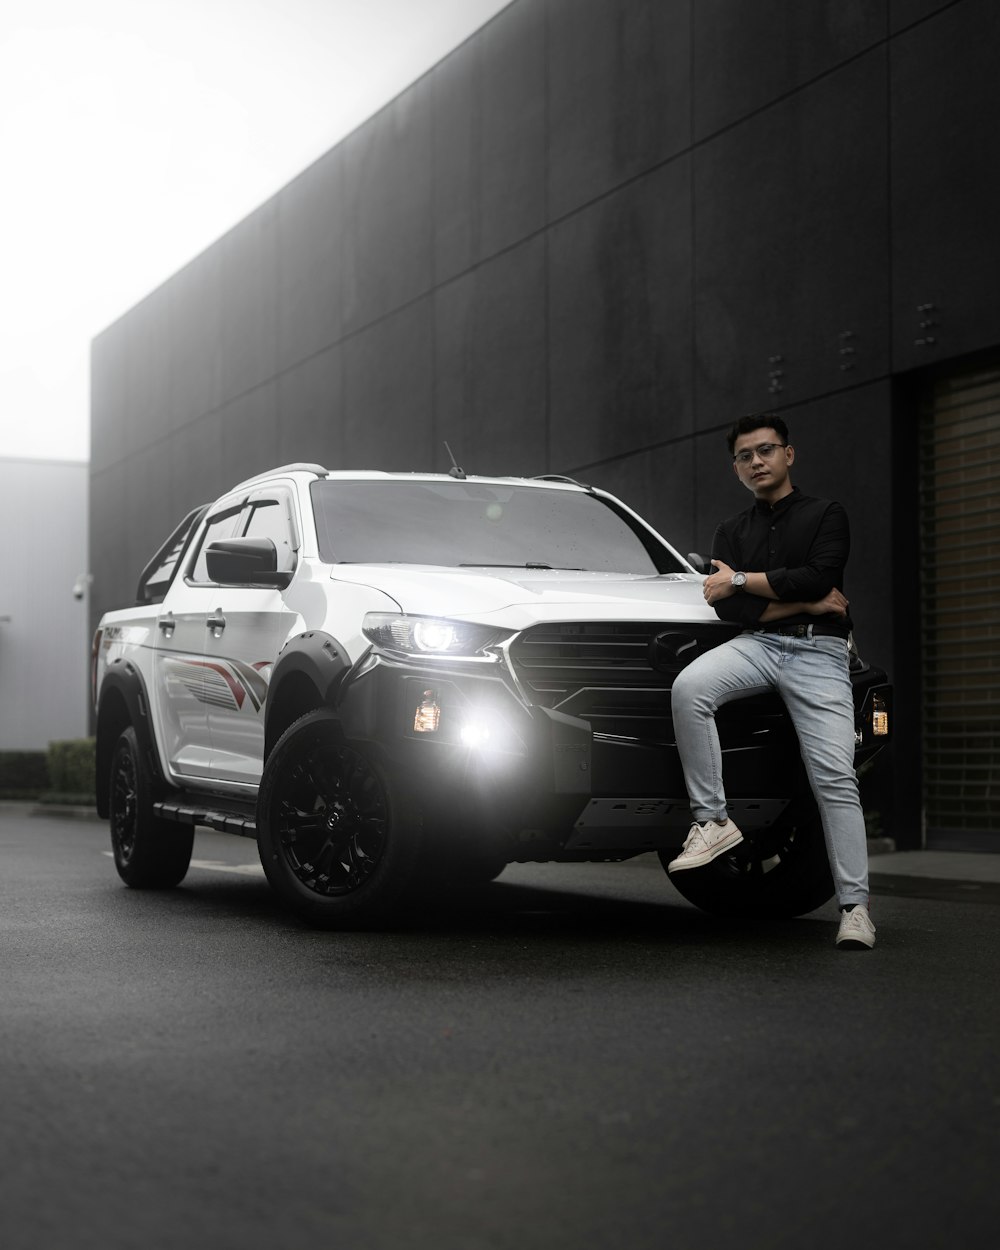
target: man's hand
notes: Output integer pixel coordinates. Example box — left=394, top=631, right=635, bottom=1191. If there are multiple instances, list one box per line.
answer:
left=805, top=588, right=849, bottom=617
left=703, top=559, right=736, bottom=605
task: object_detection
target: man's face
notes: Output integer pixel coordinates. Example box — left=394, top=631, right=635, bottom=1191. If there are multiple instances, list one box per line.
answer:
left=731, top=427, right=794, bottom=495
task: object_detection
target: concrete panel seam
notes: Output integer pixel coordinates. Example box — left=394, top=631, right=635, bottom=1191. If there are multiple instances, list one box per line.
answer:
left=566, top=372, right=895, bottom=478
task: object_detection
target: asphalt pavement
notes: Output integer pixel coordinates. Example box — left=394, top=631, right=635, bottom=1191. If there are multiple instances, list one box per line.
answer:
left=22, top=801, right=1000, bottom=898
left=2, top=808, right=998, bottom=1250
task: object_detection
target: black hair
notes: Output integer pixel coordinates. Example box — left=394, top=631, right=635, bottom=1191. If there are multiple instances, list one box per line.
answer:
left=725, top=413, right=790, bottom=455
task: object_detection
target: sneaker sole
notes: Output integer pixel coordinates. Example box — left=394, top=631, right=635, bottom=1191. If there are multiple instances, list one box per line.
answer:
left=667, top=830, right=744, bottom=872
left=836, top=936, right=876, bottom=950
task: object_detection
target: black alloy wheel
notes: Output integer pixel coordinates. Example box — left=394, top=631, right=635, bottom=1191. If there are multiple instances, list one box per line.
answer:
left=111, top=740, right=139, bottom=864
left=277, top=743, right=387, bottom=895
left=257, top=710, right=421, bottom=927
left=109, top=726, right=194, bottom=888
left=661, top=793, right=834, bottom=919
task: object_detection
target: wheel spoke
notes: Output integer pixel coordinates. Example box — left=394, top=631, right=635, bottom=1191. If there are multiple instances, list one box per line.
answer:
left=111, top=749, right=139, bottom=859
left=279, top=803, right=327, bottom=836
left=274, top=742, right=388, bottom=897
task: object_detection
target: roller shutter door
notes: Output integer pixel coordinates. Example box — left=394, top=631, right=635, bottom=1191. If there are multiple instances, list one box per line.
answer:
left=920, top=363, right=1000, bottom=843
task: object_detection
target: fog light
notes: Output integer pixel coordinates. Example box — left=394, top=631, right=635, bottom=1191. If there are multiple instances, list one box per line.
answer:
left=460, top=720, right=491, bottom=749
left=872, top=694, right=889, bottom=737
left=414, top=689, right=442, bottom=733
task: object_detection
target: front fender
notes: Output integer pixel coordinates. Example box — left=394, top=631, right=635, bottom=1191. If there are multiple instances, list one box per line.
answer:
left=95, top=662, right=161, bottom=817
left=264, top=631, right=354, bottom=758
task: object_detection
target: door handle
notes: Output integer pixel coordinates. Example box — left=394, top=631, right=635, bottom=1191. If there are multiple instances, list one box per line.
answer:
left=207, top=612, right=226, bottom=635
left=158, top=615, right=175, bottom=637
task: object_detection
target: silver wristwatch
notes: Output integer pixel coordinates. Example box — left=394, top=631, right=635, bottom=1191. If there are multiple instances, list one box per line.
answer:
left=731, top=571, right=748, bottom=589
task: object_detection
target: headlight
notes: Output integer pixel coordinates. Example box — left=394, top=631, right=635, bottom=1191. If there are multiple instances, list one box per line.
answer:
left=363, top=613, right=508, bottom=658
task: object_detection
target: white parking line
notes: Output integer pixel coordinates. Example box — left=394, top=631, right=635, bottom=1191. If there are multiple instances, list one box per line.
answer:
left=101, top=851, right=264, bottom=877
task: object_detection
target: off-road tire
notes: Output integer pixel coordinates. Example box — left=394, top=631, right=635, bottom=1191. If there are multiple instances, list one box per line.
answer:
left=661, top=794, right=835, bottom=919
left=256, top=709, right=422, bottom=928
left=109, top=726, right=194, bottom=888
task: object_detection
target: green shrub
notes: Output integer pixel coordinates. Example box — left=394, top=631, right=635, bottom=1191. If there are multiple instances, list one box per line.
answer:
left=47, top=739, right=97, bottom=798
left=0, top=751, right=49, bottom=798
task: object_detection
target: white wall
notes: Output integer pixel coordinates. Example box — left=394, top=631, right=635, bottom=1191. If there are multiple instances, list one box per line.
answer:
left=0, top=458, right=89, bottom=749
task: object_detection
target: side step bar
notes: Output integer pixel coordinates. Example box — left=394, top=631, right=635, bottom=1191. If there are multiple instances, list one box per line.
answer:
left=153, top=800, right=257, bottom=839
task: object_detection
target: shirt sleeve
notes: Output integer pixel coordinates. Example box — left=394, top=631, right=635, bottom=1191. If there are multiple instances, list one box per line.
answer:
left=765, top=501, right=850, bottom=602
left=710, top=521, right=768, bottom=627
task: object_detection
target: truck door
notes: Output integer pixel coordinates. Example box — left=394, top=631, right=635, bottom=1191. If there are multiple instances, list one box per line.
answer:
left=152, top=504, right=244, bottom=779
left=203, top=490, right=300, bottom=785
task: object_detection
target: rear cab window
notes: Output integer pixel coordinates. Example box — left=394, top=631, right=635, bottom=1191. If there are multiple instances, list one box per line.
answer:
left=135, top=506, right=208, bottom=605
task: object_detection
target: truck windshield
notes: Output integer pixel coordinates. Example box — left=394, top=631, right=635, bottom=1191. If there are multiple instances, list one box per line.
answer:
left=310, top=480, right=682, bottom=575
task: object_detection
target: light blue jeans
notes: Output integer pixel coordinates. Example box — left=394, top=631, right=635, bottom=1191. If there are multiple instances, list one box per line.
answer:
left=670, top=630, right=869, bottom=907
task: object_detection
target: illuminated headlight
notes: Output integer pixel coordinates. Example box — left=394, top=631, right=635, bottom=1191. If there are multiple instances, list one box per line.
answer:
left=459, top=720, right=492, bottom=749
left=363, top=613, right=507, bottom=658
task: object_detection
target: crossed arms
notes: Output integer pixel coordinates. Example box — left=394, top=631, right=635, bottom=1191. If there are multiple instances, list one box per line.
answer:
left=703, top=502, right=850, bottom=624
left=704, top=561, right=848, bottom=621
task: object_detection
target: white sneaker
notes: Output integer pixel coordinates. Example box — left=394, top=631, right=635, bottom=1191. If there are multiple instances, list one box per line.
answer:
left=667, top=819, right=743, bottom=872
left=836, top=905, right=876, bottom=949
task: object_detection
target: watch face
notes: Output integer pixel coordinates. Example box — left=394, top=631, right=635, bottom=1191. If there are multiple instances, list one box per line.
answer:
left=732, top=572, right=747, bottom=588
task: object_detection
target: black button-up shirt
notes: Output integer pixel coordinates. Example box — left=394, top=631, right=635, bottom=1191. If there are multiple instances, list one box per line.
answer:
left=710, top=487, right=853, bottom=635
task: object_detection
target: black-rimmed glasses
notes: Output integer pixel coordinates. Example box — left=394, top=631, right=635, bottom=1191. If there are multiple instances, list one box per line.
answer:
left=733, top=442, right=787, bottom=466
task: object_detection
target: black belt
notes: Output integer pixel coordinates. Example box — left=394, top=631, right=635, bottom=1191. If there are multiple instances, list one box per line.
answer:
left=756, top=624, right=848, bottom=639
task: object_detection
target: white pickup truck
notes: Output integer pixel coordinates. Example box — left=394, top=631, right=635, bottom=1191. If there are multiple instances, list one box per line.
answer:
left=93, top=464, right=892, bottom=927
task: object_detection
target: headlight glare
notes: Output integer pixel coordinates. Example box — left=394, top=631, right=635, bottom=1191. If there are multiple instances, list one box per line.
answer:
left=363, top=613, right=506, bottom=658
left=459, top=720, right=492, bottom=749
left=413, top=620, right=456, bottom=652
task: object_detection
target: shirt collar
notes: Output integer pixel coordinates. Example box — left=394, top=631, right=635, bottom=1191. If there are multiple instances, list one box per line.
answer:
left=754, top=485, right=801, bottom=516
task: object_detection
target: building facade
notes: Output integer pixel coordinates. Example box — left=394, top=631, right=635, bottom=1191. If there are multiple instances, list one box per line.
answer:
left=0, top=457, right=90, bottom=751
left=90, top=0, right=1000, bottom=849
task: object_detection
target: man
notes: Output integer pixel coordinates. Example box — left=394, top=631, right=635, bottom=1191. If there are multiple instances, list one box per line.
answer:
left=668, top=414, right=876, bottom=949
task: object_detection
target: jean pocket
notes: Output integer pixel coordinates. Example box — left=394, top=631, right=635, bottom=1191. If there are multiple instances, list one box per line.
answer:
left=814, top=636, right=848, bottom=655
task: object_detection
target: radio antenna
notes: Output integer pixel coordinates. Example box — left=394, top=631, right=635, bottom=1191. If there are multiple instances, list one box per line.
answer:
left=443, top=441, right=466, bottom=480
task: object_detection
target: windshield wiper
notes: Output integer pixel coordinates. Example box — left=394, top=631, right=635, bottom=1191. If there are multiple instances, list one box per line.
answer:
left=458, top=562, right=586, bottom=571
left=336, top=560, right=588, bottom=570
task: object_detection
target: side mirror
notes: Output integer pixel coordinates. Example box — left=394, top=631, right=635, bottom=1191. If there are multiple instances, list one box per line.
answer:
left=205, top=538, right=292, bottom=589
left=687, top=551, right=712, bottom=575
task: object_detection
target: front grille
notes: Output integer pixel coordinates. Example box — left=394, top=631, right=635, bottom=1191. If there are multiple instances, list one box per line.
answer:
left=509, top=621, right=741, bottom=740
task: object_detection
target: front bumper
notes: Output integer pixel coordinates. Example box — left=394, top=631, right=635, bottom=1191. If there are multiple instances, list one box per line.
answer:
left=333, top=652, right=894, bottom=858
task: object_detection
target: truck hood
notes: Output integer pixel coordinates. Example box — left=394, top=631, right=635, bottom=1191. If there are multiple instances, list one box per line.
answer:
left=329, top=564, right=718, bottom=627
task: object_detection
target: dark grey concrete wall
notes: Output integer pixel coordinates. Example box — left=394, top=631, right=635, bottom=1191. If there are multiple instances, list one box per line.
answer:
left=91, top=0, right=1000, bottom=843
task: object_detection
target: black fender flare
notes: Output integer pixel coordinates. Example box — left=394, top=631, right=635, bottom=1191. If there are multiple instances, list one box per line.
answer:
left=95, top=661, right=162, bottom=817
left=264, top=631, right=355, bottom=759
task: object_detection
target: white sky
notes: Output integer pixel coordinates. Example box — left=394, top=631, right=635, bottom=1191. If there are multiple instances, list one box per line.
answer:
left=0, top=0, right=511, bottom=463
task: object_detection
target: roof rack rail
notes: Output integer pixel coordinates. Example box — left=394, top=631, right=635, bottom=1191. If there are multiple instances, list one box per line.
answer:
left=532, top=473, right=590, bottom=488
left=232, top=463, right=329, bottom=489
